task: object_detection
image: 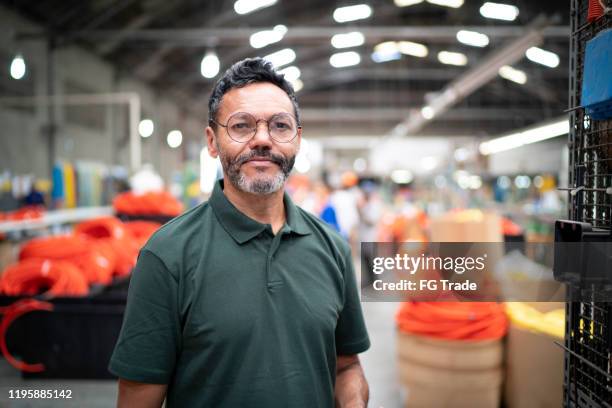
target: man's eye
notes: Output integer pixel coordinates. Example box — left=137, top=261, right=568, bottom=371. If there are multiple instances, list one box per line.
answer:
left=232, top=122, right=251, bottom=130
left=272, top=122, right=290, bottom=130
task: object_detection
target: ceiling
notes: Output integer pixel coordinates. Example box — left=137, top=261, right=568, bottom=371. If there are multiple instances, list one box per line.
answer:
left=6, top=0, right=570, bottom=139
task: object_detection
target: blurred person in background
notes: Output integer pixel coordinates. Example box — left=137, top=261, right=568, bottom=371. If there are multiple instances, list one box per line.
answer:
left=110, top=58, right=369, bottom=408
left=330, top=171, right=360, bottom=244
left=357, top=181, right=383, bottom=286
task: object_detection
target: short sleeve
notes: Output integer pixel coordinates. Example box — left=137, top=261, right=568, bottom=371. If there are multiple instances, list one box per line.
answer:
left=108, top=249, right=181, bottom=384
left=335, top=247, right=371, bottom=355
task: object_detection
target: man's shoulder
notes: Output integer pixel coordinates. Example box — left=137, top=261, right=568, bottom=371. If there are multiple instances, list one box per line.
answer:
left=143, top=201, right=212, bottom=255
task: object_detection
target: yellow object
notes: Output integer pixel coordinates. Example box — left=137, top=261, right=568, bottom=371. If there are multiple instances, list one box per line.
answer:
left=63, top=162, right=77, bottom=208
left=34, top=179, right=51, bottom=193
left=505, top=302, right=565, bottom=340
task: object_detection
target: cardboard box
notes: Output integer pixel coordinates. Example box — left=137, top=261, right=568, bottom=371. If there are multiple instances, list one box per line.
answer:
left=504, top=303, right=565, bottom=408
left=429, top=210, right=503, bottom=243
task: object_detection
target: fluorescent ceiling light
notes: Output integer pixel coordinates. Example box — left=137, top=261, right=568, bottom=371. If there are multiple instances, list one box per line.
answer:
left=426, top=0, right=464, bottom=8
left=290, top=78, right=304, bottom=92
left=371, top=51, right=401, bottom=63
left=394, top=0, right=423, bottom=6
left=479, top=119, right=569, bottom=155
left=330, top=51, right=361, bottom=68
left=391, top=169, right=413, bottom=184
left=420, top=156, right=438, bottom=171
left=10, top=55, right=25, bottom=80
left=333, top=4, right=373, bottom=23
left=421, top=106, right=435, bottom=120
left=374, top=41, right=399, bottom=53
left=200, top=52, right=220, bottom=78
left=454, top=147, right=470, bottom=162
left=278, top=65, right=301, bottom=81
left=437, top=51, right=468, bottom=66
left=167, top=130, right=183, bottom=149
left=397, top=41, right=428, bottom=57
left=456, top=30, right=489, bottom=47
left=498, top=65, right=527, bottom=84
left=234, top=0, right=277, bottom=15
left=331, top=31, right=365, bottom=49
left=479, top=2, right=519, bottom=21
left=263, top=48, right=296, bottom=68
left=249, top=25, right=287, bottom=49
left=138, top=119, right=154, bottom=138
left=372, top=41, right=402, bottom=62
left=525, top=47, right=560, bottom=68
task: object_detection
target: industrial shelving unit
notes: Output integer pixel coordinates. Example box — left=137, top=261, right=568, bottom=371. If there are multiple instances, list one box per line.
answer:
left=561, top=0, right=612, bottom=406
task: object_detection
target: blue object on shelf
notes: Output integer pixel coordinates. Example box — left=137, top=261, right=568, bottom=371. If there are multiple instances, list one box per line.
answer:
left=581, top=28, right=612, bottom=120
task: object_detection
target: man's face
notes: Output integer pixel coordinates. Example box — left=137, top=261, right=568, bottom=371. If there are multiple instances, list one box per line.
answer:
left=206, top=83, right=301, bottom=195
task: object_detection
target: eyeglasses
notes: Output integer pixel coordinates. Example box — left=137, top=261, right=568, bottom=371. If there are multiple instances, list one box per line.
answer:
left=210, top=112, right=301, bottom=143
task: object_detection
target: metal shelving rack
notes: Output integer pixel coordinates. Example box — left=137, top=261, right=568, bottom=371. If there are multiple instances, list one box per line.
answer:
left=563, top=0, right=612, bottom=406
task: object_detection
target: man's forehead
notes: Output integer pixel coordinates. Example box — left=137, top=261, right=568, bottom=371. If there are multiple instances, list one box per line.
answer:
left=218, top=82, right=294, bottom=117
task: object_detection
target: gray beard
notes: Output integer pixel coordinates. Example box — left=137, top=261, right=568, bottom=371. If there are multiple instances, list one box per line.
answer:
left=216, top=142, right=295, bottom=195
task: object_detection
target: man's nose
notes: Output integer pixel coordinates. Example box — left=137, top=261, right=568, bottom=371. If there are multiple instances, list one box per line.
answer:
left=248, top=121, right=274, bottom=147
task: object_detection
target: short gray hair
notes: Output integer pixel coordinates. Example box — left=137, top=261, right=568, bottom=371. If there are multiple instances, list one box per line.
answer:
left=207, top=57, right=301, bottom=127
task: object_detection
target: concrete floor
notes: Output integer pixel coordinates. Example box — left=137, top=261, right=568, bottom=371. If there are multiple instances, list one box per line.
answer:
left=0, top=301, right=403, bottom=408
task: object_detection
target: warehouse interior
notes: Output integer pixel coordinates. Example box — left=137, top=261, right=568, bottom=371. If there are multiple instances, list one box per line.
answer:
left=0, top=0, right=611, bottom=407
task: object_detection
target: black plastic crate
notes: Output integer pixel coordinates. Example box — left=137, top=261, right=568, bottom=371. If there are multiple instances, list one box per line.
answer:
left=0, top=286, right=127, bottom=380
left=561, top=0, right=612, bottom=406
left=115, top=212, right=175, bottom=225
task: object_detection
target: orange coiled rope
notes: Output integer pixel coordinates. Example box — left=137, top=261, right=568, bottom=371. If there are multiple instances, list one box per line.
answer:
left=123, top=220, right=161, bottom=247
left=1, top=206, right=45, bottom=221
left=19, top=235, right=114, bottom=285
left=113, top=191, right=184, bottom=217
left=74, top=217, right=139, bottom=277
left=0, top=259, right=88, bottom=297
left=0, top=299, right=54, bottom=372
left=396, top=302, right=508, bottom=341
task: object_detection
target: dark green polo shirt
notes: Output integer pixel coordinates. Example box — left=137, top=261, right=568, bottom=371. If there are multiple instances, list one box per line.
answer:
left=109, top=179, right=370, bottom=407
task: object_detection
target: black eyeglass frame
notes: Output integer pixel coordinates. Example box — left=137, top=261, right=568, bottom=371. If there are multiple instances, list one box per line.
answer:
left=209, top=112, right=302, bottom=144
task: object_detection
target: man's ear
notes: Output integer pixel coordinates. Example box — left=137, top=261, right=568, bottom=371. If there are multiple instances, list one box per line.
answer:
left=205, top=126, right=219, bottom=158
left=295, top=126, right=302, bottom=149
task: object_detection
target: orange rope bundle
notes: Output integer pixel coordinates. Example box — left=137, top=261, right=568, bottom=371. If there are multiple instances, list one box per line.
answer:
left=74, top=217, right=139, bottom=277
left=2, top=206, right=45, bottom=221
left=0, top=299, right=54, bottom=372
left=0, top=259, right=88, bottom=297
left=113, top=191, right=184, bottom=217
left=105, top=238, right=138, bottom=277
left=123, top=220, right=161, bottom=247
left=74, top=216, right=126, bottom=240
left=501, top=217, right=522, bottom=236
left=396, top=302, right=508, bottom=341
left=19, top=235, right=114, bottom=285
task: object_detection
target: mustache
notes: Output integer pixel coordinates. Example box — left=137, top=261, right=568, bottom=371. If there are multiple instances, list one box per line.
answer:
left=235, top=148, right=286, bottom=167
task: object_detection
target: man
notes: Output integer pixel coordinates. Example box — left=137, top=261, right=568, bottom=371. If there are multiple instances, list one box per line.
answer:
left=109, top=57, right=370, bottom=407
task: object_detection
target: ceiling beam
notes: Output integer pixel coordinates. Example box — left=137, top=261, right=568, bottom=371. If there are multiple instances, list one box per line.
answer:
left=19, top=25, right=569, bottom=45
left=301, top=107, right=548, bottom=122
left=390, top=16, right=554, bottom=137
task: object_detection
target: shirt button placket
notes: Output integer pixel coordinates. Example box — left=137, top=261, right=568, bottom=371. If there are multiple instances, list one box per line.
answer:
left=266, top=229, right=285, bottom=290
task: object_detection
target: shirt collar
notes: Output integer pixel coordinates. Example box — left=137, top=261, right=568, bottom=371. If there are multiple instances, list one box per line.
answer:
left=209, top=179, right=311, bottom=244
